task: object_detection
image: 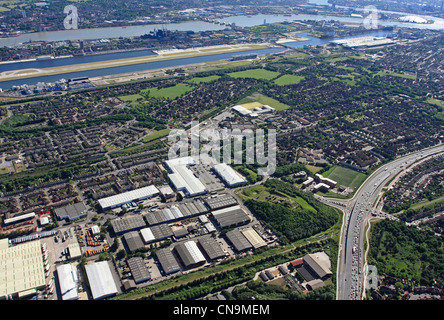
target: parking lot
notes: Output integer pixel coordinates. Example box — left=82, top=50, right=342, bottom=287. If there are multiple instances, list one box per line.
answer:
left=191, top=164, right=225, bottom=192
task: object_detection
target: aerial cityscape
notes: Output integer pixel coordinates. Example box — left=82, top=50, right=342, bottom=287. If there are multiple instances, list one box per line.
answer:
left=0, top=0, right=443, bottom=310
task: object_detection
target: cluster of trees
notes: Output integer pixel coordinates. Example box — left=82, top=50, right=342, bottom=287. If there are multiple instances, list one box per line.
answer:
left=368, top=219, right=444, bottom=287
left=113, top=238, right=337, bottom=300
left=231, top=280, right=335, bottom=300
left=243, top=179, right=339, bottom=244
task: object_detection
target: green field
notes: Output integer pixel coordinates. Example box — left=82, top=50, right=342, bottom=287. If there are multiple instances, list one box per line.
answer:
left=426, top=98, right=444, bottom=121
left=118, top=94, right=144, bottom=103
left=141, top=128, right=171, bottom=143
left=374, top=70, right=416, bottom=80
left=239, top=184, right=316, bottom=213
left=141, top=83, right=194, bottom=100
left=426, top=97, right=444, bottom=109
left=187, top=75, right=221, bottom=84
left=238, top=94, right=290, bottom=111
left=306, top=164, right=323, bottom=174
left=0, top=113, right=33, bottom=128
left=274, top=74, right=305, bottom=86
left=324, top=165, right=366, bottom=188
left=228, top=68, right=281, bottom=81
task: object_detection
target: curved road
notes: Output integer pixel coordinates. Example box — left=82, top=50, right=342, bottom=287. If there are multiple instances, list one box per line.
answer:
left=319, top=143, right=444, bottom=300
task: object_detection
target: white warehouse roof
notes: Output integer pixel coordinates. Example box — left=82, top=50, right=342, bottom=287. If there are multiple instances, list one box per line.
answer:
left=232, top=105, right=251, bottom=116
left=165, top=157, right=207, bottom=197
left=98, top=185, right=160, bottom=209
left=140, top=227, right=155, bottom=243
left=213, top=163, right=247, bottom=186
left=85, top=261, right=118, bottom=300
left=184, top=240, right=206, bottom=264
left=56, top=264, right=79, bottom=300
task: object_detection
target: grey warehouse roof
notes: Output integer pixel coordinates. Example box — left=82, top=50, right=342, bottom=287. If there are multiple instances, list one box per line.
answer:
left=127, top=257, right=151, bottom=284
left=144, top=200, right=208, bottom=226
left=112, top=215, right=146, bottom=234
left=225, top=229, right=253, bottom=252
left=54, top=202, right=87, bottom=221
left=156, top=248, right=180, bottom=275
left=123, top=231, right=144, bottom=252
left=197, top=236, right=226, bottom=261
left=212, top=205, right=250, bottom=229
left=204, top=194, right=238, bottom=210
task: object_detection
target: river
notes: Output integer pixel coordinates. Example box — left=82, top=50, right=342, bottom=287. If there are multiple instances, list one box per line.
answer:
left=0, top=7, right=441, bottom=89
left=1, top=7, right=442, bottom=48
left=0, top=21, right=226, bottom=48
left=216, top=13, right=444, bottom=30
left=0, top=47, right=286, bottom=89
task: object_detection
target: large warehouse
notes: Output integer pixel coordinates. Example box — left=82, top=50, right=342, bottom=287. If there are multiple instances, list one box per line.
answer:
left=174, top=241, right=206, bottom=268
left=213, top=163, right=247, bottom=187
left=111, top=215, right=146, bottom=235
left=84, top=261, right=118, bottom=300
left=56, top=263, right=79, bottom=300
left=140, top=224, right=173, bottom=244
left=225, top=229, right=253, bottom=252
left=303, top=252, right=333, bottom=280
left=144, top=200, right=208, bottom=226
left=197, top=236, right=226, bottom=261
left=156, top=248, right=181, bottom=275
left=0, top=239, right=46, bottom=299
left=241, top=227, right=267, bottom=249
left=211, top=205, right=251, bottom=229
left=123, top=231, right=145, bottom=252
left=164, top=157, right=207, bottom=197
left=127, top=257, right=151, bottom=284
left=98, top=185, right=160, bottom=210
left=54, top=202, right=88, bottom=221
left=204, top=194, right=238, bottom=211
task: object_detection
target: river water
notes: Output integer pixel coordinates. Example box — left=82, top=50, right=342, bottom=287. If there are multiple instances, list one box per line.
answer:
left=0, top=8, right=441, bottom=89
left=0, top=47, right=285, bottom=89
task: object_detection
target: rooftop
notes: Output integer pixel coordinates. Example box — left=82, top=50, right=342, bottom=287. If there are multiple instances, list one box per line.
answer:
left=98, top=185, right=159, bottom=209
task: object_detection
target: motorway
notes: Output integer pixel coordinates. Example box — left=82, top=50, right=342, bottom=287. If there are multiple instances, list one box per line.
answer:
left=318, top=143, right=444, bottom=300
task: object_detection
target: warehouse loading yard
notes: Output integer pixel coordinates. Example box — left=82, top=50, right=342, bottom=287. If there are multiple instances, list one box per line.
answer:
left=0, top=157, right=287, bottom=300
left=2, top=1, right=443, bottom=303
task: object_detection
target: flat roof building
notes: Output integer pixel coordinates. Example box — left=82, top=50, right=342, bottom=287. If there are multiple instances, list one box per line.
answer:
left=156, top=248, right=180, bottom=275
left=0, top=239, right=46, bottom=298
left=144, top=199, right=208, bottom=226
left=4, top=212, right=35, bottom=225
left=211, top=205, right=251, bottom=229
left=232, top=105, right=252, bottom=116
left=164, top=157, right=207, bottom=197
left=54, top=202, right=87, bottom=221
left=204, top=194, right=238, bottom=211
left=68, top=242, right=82, bottom=259
left=84, top=261, right=118, bottom=300
left=98, top=185, right=159, bottom=210
left=225, top=229, right=253, bottom=252
left=140, top=224, right=172, bottom=244
left=174, top=241, right=206, bottom=268
left=111, top=215, right=146, bottom=235
left=197, top=236, right=226, bottom=261
left=127, top=257, right=151, bottom=284
left=241, top=227, right=267, bottom=249
left=56, top=264, right=79, bottom=300
left=314, top=174, right=337, bottom=188
left=313, top=183, right=330, bottom=193
left=213, top=163, right=247, bottom=187
left=123, top=231, right=145, bottom=252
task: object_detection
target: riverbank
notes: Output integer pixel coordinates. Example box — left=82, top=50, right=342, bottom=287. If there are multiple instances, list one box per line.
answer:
left=0, top=43, right=271, bottom=83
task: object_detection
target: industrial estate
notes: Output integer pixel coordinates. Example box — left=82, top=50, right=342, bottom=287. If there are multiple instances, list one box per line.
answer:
left=0, top=0, right=443, bottom=305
